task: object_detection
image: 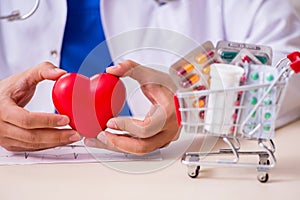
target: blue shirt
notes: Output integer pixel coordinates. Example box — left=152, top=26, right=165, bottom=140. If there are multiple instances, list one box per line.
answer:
left=60, top=0, right=131, bottom=116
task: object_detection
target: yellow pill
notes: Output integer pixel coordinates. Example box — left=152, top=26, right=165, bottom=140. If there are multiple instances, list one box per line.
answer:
left=194, top=50, right=214, bottom=64
left=177, top=63, right=194, bottom=76
left=195, top=53, right=208, bottom=64
left=208, top=77, right=211, bottom=85
left=201, top=65, right=211, bottom=75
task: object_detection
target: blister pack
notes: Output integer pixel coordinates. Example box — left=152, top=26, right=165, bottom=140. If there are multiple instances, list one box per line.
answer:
left=239, top=64, right=278, bottom=139
left=169, top=41, right=216, bottom=92
left=216, top=41, right=273, bottom=65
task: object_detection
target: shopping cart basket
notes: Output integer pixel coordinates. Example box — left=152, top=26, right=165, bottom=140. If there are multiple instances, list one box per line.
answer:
left=174, top=52, right=300, bottom=183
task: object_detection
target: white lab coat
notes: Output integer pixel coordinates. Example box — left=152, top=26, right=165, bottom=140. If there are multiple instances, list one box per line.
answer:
left=1, top=0, right=300, bottom=127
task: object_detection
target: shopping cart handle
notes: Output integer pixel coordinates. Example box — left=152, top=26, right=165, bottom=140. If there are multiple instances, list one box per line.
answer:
left=173, top=94, right=182, bottom=127
left=287, top=51, right=300, bottom=73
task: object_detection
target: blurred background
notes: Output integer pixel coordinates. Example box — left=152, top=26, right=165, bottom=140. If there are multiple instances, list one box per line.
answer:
left=291, top=0, right=300, bottom=13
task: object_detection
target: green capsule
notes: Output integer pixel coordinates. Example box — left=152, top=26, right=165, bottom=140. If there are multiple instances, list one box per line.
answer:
left=255, top=55, right=268, bottom=64
left=220, top=51, right=238, bottom=61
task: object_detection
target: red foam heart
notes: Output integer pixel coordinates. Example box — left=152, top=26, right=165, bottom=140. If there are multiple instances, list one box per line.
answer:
left=52, top=73, right=126, bottom=138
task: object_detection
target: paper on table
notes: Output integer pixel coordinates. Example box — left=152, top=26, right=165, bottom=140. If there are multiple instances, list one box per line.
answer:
left=0, top=140, right=162, bottom=165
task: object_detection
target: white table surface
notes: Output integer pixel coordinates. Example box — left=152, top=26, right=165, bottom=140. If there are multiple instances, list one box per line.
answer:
left=0, top=119, right=300, bottom=200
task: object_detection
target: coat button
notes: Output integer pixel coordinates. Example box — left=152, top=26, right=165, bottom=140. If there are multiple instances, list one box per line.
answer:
left=50, top=50, right=58, bottom=58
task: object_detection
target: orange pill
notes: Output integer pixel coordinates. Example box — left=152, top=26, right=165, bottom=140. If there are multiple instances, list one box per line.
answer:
left=193, top=99, right=205, bottom=108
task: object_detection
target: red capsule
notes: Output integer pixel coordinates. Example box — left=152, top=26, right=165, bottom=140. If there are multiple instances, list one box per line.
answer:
left=199, top=111, right=205, bottom=119
left=230, top=126, right=236, bottom=132
left=193, top=85, right=206, bottom=91
left=240, top=75, right=247, bottom=82
left=242, top=55, right=251, bottom=63
left=232, top=113, right=238, bottom=120
left=235, top=101, right=240, bottom=106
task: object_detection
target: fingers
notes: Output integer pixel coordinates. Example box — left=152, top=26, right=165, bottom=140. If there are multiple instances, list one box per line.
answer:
left=2, top=123, right=81, bottom=144
left=0, top=104, right=70, bottom=129
left=84, top=136, right=121, bottom=153
left=26, top=62, right=67, bottom=85
left=88, top=130, right=177, bottom=155
left=106, top=105, right=166, bottom=138
left=106, top=60, right=177, bottom=92
left=0, top=127, right=82, bottom=152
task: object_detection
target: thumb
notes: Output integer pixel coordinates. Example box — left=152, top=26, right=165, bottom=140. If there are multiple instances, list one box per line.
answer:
left=26, top=62, right=67, bottom=85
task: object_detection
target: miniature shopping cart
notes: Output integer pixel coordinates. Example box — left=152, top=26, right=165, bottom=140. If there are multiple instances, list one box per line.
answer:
left=174, top=52, right=300, bottom=183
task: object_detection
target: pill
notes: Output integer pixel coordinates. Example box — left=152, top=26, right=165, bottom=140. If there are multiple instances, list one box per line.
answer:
left=208, top=77, right=211, bottom=85
left=177, top=63, right=194, bottom=76
left=263, top=125, right=271, bottom=131
left=181, top=74, right=200, bottom=88
left=230, top=126, right=235, bottom=132
left=266, top=74, right=274, bottom=81
left=199, top=111, right=205, bottom=119
left=265, top=87, right=273, bottom=94
left=193, top=85, right=206, bottom=91
left=255, top=55, right=268, bottom=64
left=201, top=65, right=211, bottom=75
left=235, top=101, right=240, bottom=106
left=264, top=100, right=272, bottom=105
left=248, top=122, right=255, bottom=129
left=251, top=97, right=258, bottom=105
left=232, top=113, right=238, bottom=120
left=248, top=122, right=255, bottom=130
left=251, top=73, right=259, bottom=80
left=240, top=75, right=247, bottom=82
left=194, top=50, right=215, bottom=64
left=193, top=99, right=205, bottom=108
left=264, top=112, right=271, bottom=119
left=242, top=55, right=251, bottom=63
left=220, top=51, right=238, bottom=61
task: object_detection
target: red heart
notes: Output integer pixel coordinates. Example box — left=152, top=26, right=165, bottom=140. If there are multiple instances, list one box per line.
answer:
left=52, top=73, right=126, bottom=138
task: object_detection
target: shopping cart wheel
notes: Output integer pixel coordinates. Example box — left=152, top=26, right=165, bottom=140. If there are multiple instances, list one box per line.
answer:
left=188, top=166, right=200, bottom=178
left=259, top=159, right=270, bottom=165
left=257, top=172, right=269, bottom=183
left=257, top=159, right=270, bottom=183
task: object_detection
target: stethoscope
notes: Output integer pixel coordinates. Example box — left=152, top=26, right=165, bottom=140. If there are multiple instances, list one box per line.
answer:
left=0, top=0, right=176, bottom=21
left=0, top=0, right=40, bottom=21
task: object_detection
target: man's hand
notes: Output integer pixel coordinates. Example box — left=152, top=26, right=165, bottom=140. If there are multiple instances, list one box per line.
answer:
left=0, top=62, right=81, bottom=151
left=85, top=60, right=180, bottom=155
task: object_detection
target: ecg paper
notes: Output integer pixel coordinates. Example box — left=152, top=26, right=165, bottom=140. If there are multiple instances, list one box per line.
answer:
left=0, top=140, right=162, bottom=165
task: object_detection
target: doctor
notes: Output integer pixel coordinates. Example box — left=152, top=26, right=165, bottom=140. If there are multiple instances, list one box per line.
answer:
left=0, top=0, right=300, bottom=154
